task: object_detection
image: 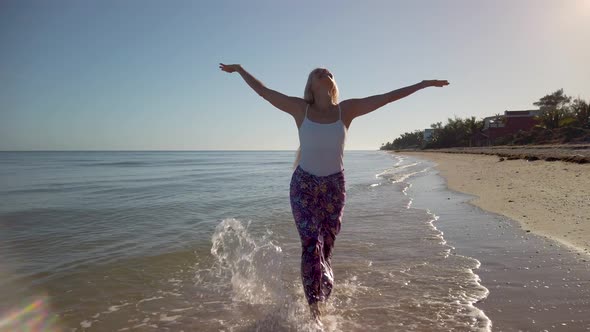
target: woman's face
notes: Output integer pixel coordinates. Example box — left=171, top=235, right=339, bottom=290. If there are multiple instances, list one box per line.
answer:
left=312, top=68, right=334, bottom=80
left=311, top=68, right=334, bottom=88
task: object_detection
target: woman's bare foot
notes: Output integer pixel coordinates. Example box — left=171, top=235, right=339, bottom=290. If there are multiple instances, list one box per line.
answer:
left=310, top=302, right=323, bottom=327
left=318, top=301, right=327, bottom=314
left=310, top=302, right=321, bottom=317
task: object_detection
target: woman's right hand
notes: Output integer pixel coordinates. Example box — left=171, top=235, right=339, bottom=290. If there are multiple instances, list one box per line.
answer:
left=219, top=63, right=242, bottom=73
left=421, top=80, right=450, bottom=88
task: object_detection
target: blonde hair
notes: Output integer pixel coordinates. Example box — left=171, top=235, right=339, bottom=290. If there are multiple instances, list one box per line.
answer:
left=294, top=68, right=339, bottom=170
left=303, top=68, right=339, bottom=105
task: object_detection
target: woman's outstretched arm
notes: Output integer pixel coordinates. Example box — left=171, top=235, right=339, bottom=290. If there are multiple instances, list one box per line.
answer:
left=219, top=63, right=306, bottom=117
left=341, top=80, right=449, bottom=122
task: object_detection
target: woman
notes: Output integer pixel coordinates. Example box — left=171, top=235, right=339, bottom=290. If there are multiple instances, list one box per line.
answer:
left=219, top=63, right=449, bottom=324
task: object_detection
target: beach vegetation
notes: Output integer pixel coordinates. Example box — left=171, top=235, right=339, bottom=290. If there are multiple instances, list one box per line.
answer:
left=570, top=98, right=590, bottom=129
left=426, top=116, right=483, bottom=148
left=533, top=89, right=572, bottom=129
left=533, top=89, right=590, bottom=130
left=381, top=130, right=424, bottom=150
left=381, top=117, right=484, bottom=150
left=380, top=88, right=589, bottom=150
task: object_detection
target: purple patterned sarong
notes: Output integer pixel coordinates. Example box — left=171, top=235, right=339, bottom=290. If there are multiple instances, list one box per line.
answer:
left=289, top=165, right=346, bottom=305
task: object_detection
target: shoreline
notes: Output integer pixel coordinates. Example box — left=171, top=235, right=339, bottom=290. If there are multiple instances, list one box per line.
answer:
left=392, top=144, right=590, bottom=164
left=393, top=151, right=590, bottom=255
left=401, top=155, right=590, bottom=331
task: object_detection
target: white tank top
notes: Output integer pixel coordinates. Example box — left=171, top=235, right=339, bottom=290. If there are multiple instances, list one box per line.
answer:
left=298, top=103, right=347, bottom=176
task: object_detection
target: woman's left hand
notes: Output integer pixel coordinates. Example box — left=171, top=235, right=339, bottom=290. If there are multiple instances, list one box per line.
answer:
left=219, top=63, right=242, bottom=73
left=422, top=80, right=450, bottom=88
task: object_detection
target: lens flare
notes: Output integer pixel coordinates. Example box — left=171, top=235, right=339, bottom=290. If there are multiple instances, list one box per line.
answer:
left=0, top=296, right=59, bottom=332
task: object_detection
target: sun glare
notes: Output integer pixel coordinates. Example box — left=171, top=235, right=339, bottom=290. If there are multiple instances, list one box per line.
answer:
left=0, top=296, right=59, bottom=332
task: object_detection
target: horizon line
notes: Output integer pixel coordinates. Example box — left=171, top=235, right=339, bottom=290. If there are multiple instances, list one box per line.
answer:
left=0, top=149, right=381, bottom=152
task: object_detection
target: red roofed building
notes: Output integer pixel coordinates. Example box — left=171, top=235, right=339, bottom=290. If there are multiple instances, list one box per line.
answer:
left=477, top=110, right=540, bottom=145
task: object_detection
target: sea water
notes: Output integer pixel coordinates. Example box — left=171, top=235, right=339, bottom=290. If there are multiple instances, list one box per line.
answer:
left=0, top=151, right=490, bottom=331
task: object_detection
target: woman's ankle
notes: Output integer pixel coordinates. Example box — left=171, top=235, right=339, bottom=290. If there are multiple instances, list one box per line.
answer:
left=309, top=302, right=321, bottom=318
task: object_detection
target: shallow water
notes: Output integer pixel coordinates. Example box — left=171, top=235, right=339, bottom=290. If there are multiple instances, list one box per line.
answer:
left=0, top=151, right=491, bottom=331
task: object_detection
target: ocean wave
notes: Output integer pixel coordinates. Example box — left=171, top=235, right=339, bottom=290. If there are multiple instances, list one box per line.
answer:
left=78, top=161, right=150, bottom=167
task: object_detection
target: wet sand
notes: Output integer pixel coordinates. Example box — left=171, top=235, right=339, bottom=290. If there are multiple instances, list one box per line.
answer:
left=396, top=151, right=590, bottom=331
left=396, top=151, right=590, bottom=253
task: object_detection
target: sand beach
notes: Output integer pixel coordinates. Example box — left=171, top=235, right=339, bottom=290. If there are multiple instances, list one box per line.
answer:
left=395, top=150, right=590, bottom=330
left=396, top=150, right=590, bottom=254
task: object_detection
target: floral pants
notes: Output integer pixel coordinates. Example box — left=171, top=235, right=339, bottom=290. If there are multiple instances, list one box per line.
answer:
left=289, top=165, right=346, bottom=305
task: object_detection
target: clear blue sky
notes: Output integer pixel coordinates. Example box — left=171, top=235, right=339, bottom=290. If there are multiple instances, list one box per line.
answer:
left=1, top=0, right=588, bottom=151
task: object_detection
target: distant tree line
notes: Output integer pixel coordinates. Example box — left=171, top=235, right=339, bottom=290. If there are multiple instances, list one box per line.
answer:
left=534, top=89, right=589, bottom=129
left=380, top=89, right=589, bottom=150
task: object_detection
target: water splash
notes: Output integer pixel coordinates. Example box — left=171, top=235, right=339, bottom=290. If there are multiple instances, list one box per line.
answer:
left=210, top=218, right=284, bottom=305
left=205, top=218, right=336, bottom=331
